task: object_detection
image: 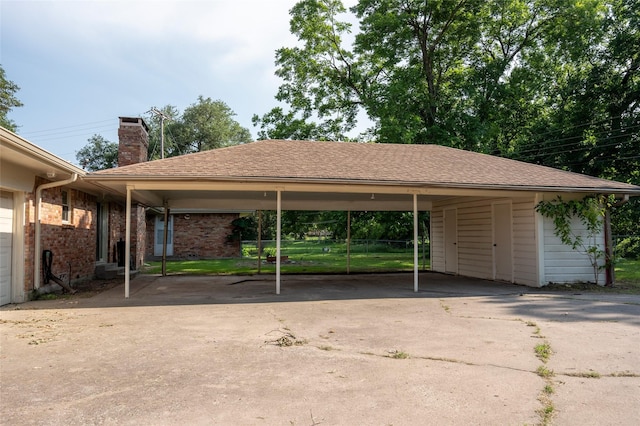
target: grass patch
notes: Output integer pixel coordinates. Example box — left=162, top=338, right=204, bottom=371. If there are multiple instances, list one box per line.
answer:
left=389, top=350, right=410, bottom=359
left=536, top=366, right=555, bottom=378
left=535, top=342, right=552, bottom=363
left=609, top=371, right=640, bottom=377
left=537, top=400, right=555, bottom=425
left=566, top=371, right=601, bottom=378
left=614, top=258, right=640, bottom=290
left=145, top=239, right=430, bottom=275
left=439, top=300, right=451, bottom=313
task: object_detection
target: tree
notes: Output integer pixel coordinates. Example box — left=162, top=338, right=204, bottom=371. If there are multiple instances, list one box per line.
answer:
left=75, top=134, right=119, bottom=171
left=255, top=0, right=637, bottom=237
left=169, top=96, right=252, bottom=154
left=254, top=0, right=602, bottom=149
left=77, top=96, right=252, bottom=169
left=0, top=65, right=23, bottom=131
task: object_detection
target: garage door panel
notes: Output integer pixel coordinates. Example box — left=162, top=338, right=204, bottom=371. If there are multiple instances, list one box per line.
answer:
left=0, top=192, right=13, bottom=306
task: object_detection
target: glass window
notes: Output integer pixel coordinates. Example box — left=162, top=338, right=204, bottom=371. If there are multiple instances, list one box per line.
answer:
left=62, top=190, right=70, bottom=223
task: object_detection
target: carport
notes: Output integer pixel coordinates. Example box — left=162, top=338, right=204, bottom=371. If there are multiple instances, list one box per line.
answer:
left=86, top=136, right=640, bottom=297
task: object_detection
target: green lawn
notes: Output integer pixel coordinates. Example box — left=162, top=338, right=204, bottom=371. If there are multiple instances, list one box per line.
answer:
left=144, top=240, right=640, bottom=293
left=145, top=239, right=428, bottom=275
left=615, top=258, right=640, bottom=286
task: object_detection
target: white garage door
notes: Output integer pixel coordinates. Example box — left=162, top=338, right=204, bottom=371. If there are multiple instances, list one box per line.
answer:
left=0, top=191, right=13, bottom=306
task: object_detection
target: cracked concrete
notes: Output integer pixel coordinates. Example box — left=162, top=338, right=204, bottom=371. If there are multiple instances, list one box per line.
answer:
left=1, top=272, right=639, bottom=425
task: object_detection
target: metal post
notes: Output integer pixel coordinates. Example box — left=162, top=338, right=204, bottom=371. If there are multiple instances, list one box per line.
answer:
left=161, top=202, right=169, bottom=276
left=125, top=186, right=132, bottom=298
left=413, top=193, right=419, bottom=292
left=347, top=210, right=351, bottom=274
left=257, top=210, right=262, bottom=274
left=276, top=190, right=282, bottom=294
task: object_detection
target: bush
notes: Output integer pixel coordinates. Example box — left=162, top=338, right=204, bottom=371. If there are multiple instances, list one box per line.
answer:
left=616, top=237, right=640, bottom=260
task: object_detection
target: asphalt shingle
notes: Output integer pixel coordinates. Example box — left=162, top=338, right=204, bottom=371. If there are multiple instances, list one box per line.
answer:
left=89, top=140, right=640, bottom=192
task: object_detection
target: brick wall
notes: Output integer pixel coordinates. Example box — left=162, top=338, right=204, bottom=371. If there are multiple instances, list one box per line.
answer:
left=146, top=213, right=240, bottom=259
left=108, top=202, right=125, bottom=264
left=23, top=178, right=97, bottom=292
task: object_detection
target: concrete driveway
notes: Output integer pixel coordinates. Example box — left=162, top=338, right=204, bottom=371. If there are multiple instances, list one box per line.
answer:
left=1, top=272, right=639, bottom=425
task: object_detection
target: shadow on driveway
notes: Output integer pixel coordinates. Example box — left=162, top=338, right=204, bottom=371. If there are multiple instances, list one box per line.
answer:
left=19, top=271, right=640, bottom=326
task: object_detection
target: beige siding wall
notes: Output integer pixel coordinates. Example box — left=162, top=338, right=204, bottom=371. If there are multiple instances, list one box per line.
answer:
left=457, top=202, right=493, bottom=279
left=512, top=199, right=538, bottom=286
left=542, top=215, right=606, bottom=284
left=430, top=209, right=444, bottom=271
left=431, top=196, right=539, bottom=286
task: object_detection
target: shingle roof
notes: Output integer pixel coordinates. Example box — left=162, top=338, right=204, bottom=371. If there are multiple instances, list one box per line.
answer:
left=89, top=140, right=640, bottom=193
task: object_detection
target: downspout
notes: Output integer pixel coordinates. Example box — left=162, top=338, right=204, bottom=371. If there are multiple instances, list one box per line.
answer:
left=605, top=194, right=630, bottom=286
left=34, top=173, right=79, bottom=290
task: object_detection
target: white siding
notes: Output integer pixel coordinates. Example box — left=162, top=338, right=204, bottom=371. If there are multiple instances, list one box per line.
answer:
left=542, top=215, right=606, bottom=284
left=432, top=196, right=539, bottom=286
left=430, top=209, right=444, bottom=271
left=512, top=200, right=538, bottom=286
left=457, top=202, right=493, bottom=279
left=0, top=191, right=13, bottom=305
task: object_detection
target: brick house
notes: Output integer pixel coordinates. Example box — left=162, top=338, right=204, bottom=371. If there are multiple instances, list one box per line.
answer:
left=1, top=118, right=239, bottom=305
left=1, top=125, right=132, bottom=303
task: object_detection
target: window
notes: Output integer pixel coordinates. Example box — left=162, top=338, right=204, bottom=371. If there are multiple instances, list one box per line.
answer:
left=61, top=190, right=70, bottom=223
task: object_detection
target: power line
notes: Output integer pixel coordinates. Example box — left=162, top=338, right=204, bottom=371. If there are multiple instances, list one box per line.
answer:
left=18, top=119, right=115, bottom=136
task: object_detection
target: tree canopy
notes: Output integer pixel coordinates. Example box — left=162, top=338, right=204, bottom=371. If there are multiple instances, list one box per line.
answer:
left=76, top=96, right=252, bottom=170
left=0, top=65, right=23, bottom=132
left=253, top=0, right=639, bottom=235
left=148, top=96, right=252, bottom=158
left=75, top=134, right=119, bottom=171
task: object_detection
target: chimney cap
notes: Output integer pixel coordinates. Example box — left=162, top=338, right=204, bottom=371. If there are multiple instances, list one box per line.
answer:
left=119, top=116, right=149, bottom=133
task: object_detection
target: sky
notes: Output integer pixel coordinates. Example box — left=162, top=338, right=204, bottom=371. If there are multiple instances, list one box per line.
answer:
left=1, top=0, right=359, bottom=165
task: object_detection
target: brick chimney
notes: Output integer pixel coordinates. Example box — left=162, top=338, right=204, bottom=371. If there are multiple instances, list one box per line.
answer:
left=118, top=117, right=149, bottom=167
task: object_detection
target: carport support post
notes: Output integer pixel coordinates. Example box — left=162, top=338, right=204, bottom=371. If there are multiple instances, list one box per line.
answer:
left=161, top=202, right=170, bottom=277
left=413, top=193, right=419, bottom=292
left=347, top=210, right=351, bottom=274
left=257, top=210, right=262, bottom=274
left=125, top=186, right=132, bottom=298
left=276, top=190, right=282, bottom=295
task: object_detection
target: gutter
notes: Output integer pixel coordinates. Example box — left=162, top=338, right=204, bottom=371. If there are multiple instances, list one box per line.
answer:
left=34, top=173, right=78, bottom=290
left=82, top=175, right=640, bottom=195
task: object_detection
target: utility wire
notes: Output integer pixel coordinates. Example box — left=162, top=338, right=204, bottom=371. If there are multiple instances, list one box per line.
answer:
left=18, top=119, right=115, bottom=136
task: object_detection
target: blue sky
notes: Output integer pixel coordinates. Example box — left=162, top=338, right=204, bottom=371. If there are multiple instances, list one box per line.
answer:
left=2, top=0, right=359, bottom=165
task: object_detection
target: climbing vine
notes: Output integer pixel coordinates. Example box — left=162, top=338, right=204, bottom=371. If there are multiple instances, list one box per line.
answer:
left=535, top=195, right=613, bottom=285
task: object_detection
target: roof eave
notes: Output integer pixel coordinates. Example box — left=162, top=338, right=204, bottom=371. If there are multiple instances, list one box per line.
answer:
left=82, top=174, right=640, bottom=196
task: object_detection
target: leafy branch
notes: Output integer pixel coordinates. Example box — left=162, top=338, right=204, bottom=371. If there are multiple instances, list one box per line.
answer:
left=535, top=195, right=613, bottom=285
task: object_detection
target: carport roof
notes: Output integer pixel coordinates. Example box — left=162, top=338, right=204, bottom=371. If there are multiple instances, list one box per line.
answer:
left=88, top=140, right=640, bottom=192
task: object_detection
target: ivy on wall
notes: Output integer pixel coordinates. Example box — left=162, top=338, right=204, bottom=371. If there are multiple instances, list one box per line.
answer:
left=535, top=195, right=613, bottom=285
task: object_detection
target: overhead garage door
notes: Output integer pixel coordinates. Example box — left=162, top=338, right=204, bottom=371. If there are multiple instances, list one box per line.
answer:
left=0, top=191, right=13, bottom=305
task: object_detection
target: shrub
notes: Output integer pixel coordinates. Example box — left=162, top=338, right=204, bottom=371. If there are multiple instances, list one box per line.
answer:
left=616, top=237, right=640, bottom=260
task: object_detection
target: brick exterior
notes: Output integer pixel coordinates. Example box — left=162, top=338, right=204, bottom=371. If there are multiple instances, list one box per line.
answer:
left=23, top=177, right=98, bottom=291
left=146, top=213, right=240, bottom=259
left=117, top=117, right=149, bottom=167
left=14, top=116, right=239, bottom=298
left=108, top=202, right=126, bottom=264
